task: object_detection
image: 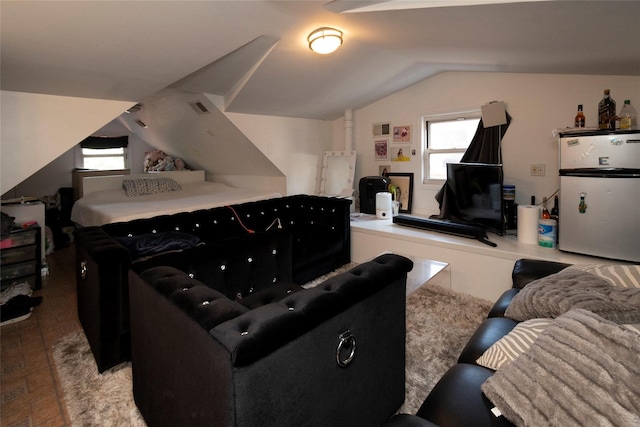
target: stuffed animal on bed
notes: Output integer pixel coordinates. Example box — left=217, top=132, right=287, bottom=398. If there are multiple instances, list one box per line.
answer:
left=144, top=150, right=187, bottom=172
left=144, top=150, right=166, bottom=172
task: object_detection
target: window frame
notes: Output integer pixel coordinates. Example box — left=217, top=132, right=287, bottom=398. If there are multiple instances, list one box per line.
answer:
left=422, top=109, right=481, bottom=183
left=76, top=136, right=129, bottom=170
left=80, top=147, right=128, bottom=170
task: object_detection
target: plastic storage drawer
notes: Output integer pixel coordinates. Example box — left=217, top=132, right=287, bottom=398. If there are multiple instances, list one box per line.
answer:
left=1, top=261, right=36, bottom=281
left=1, top=245, right=37, bottom=265
left=1, top=229, right=37, bottom=248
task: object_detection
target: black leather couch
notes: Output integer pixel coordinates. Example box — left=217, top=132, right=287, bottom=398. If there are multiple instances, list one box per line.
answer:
left=383, top=258, right=571, bottom=427
left=129, top=238, right=413, bottom=427
left=74, top=195, right=352, bottom=372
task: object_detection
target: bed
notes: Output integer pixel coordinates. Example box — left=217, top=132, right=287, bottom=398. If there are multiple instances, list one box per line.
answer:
left=70, top=170, right=282, bottom=227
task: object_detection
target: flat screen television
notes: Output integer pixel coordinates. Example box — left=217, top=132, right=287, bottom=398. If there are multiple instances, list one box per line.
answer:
left=445, top=162, right=505, bottom=236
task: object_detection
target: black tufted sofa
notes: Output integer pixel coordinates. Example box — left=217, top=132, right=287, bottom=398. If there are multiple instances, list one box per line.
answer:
left=74, top=195, right=352, bottom=372
left=129, top=252, right=413, bottom=427
left=382, top=259, right=571, bottom=427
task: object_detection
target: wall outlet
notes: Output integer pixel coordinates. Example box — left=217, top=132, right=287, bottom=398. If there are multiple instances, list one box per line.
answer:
left=530, top=164, right=545, bottom=176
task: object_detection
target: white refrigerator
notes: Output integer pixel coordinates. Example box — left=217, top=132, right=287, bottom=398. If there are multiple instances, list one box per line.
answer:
left=558, top=130, right=640, bottom=263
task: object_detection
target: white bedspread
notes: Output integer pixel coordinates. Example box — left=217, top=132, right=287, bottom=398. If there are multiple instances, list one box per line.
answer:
left=71, top=181, right=282, bottom=227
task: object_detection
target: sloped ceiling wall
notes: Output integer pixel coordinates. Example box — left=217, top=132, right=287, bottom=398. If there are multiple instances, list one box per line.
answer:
left=122, top=89, right=284, bottom=180
left=0, top=91, right=133, bottom=194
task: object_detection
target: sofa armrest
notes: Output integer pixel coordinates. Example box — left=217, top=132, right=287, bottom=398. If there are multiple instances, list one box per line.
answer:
left=415, top=364, right=514, bottom=427
left=382, top=414, right=441, bottom=427
left=457, top=317, right=518, bottom=365
left=128, top=270, right=237, bottom=427
left=210, top=253, right=414, bottom=367
left=74, top=226, right=133, bottom=372
left=487, top=288, right=520, bottom=318
left=511, top=258, right=571, bottom=289
left=139, top=266, right=249, bottom=330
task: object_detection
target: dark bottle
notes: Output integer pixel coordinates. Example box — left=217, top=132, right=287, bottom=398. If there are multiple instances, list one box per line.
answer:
left=574, top=104, right=585, bottom=127
left=550, top=195, right=559, bottom=244
left=598, top=89, right=616, bottom=130
left=550, top=195, right=559, bottom=220
left=541, top=197, right=551, bottom=219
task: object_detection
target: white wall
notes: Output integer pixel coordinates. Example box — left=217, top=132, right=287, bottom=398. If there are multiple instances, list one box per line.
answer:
left=0, top=91, right=134, bottom=194
left=2, top=134, right=155, bottom=199
left=346, top=72, right=640, bottom=216
left=223, top=112, right=334, bottom=195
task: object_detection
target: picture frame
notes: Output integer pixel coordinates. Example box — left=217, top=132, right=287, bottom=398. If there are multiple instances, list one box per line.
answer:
left=385, top=172, right=413, bottom=214
left=392, top=125, right=412, bottom=143
left=374, top=139, right=389, bottom=161
left=391, top=146, right=410, bottom=162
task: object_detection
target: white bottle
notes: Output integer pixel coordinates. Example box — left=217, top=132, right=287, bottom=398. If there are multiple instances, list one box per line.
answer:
left=618, top=99, right=637, bottom=130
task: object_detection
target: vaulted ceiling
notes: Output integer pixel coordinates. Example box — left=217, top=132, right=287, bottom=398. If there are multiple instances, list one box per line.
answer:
left=2, top=0, right=639, bottom=121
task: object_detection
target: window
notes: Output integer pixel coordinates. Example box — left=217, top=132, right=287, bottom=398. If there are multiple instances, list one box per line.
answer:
left=423, top=112, right=480, bottom=181
left=79, top=136, right=128, bottom=170
left=81, top=147, right=127, bottom=169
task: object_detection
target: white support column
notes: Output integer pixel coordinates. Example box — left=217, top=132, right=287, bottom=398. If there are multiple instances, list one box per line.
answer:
left=344, top=109, right=353, bottom=152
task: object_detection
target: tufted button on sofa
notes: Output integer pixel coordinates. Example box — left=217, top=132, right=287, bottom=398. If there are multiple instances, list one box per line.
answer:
left=74, top=195, right=351, bottom=372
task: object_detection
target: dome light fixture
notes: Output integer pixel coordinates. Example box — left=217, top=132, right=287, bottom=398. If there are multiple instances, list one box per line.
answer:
left=308, top=27, right=343, bottom=54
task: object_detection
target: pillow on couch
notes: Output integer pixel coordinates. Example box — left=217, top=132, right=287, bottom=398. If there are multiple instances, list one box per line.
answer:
left=475, top=318, right=551, bottom=371
left=481, top=309, right=640, bottom=427
left=567, top=263, right=640, bottom=288
left=504, top=268, right=640, bottom=323
left=477, top=317, right=640, bottom=372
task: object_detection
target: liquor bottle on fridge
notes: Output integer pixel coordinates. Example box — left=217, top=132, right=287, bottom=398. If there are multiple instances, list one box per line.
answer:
left=598, top=89, right=616, bottom=130
left=574, top=104, right=585, bottom=127
left=619, top=100, right=637, bottom=130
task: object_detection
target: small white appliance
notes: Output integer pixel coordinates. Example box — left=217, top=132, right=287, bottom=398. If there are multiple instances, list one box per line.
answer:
left=558, top=130, right=640, bottom=262
left=376, top=192, right=392, bottom=219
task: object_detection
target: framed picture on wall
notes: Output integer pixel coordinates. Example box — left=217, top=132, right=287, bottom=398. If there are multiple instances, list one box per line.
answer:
left=374, top=139, right=389, bottom=161
left=385, top=172, right=413, bottom=214
left=392, top=125, right=411, bottom=143
left=391, top=146, right=410, bottom=162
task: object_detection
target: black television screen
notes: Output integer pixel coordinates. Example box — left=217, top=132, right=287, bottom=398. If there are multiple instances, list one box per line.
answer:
left=445, top=163, right=505, bottom=236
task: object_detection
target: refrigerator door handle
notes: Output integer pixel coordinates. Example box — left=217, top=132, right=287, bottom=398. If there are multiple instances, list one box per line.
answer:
left=559, top=168, right=640, bottom=178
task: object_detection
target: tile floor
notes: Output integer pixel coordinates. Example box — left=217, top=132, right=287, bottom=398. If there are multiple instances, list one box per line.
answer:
left=1, top=246, right=80, bottom=427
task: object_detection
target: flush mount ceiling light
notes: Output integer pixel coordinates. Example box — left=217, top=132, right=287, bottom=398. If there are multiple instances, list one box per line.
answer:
left=308, top=27, right=343, bottom=54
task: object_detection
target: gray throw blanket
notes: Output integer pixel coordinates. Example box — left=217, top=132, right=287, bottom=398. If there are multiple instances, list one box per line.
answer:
left=482, top=309, right=640, bottom=427
left=505, top=269, right=640, bottom=323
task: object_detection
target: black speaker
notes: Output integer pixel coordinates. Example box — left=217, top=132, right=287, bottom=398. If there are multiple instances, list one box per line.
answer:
left=359, top=176, right=390, bottom=214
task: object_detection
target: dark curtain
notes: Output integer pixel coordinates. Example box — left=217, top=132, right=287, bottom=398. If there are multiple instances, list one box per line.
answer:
left=434, top=112, right=511, bottom=219
left=80, top=136, right=128, bottom=149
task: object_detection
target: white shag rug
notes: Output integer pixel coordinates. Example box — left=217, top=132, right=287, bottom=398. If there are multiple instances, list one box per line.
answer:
left=52, top=333, right=145, bottom=426
left=54, top=280, right=491, bottom=426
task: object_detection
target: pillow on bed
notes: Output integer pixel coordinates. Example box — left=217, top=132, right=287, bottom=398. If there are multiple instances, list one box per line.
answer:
left=122, top=177, right=182, bottom=197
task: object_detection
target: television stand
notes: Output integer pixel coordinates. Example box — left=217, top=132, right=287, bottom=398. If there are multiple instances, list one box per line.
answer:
left=392, top=215, right=497, bottom=247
